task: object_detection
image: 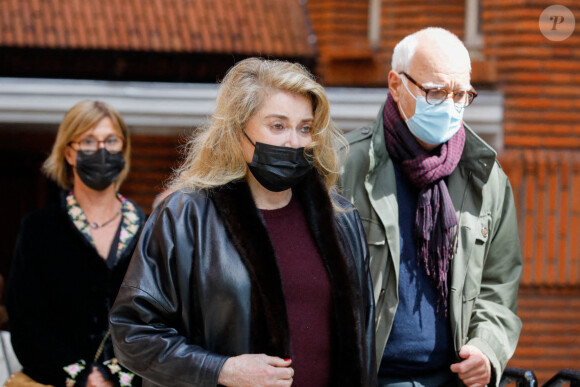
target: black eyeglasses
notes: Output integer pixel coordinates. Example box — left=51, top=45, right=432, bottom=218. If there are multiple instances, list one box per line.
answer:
left=400, top=72, right=477, bottom=108
left=69, top=135, right=124, bottom=155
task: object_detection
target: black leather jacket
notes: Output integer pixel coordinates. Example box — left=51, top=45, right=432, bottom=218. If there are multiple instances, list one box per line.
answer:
left=110, top=172, right=377, bottom=386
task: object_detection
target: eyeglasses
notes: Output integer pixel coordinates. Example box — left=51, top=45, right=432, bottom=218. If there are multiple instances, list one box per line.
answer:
left=69, top=135, right=124, bottom=155
left=399, top=72, right=477, bottom=108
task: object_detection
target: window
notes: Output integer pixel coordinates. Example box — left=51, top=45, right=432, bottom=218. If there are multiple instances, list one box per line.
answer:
left=465, top=0, right=483, bottom=60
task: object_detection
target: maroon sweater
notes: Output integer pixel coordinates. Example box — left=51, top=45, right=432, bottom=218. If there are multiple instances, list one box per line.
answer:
left=261, top=195, right=332, bottom=386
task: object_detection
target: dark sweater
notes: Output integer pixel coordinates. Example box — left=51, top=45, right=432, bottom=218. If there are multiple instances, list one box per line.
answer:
left=261, top=195, right=332, bottom=386
left=6, top=192, right=146, bottom=385
left=379, top=164, right=453, bottom=376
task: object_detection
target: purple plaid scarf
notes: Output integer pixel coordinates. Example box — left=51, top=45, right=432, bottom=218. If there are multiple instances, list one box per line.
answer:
left=382, top=94, right=465, bottom=313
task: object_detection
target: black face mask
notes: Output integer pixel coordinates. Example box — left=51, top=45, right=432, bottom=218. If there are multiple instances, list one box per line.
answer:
left=75, top=148, right=126, bottom=191
left=244, top=131, right=313, bottom=192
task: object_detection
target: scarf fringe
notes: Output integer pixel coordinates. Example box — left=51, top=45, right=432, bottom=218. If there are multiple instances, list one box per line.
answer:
left=383, top=94, right=465, bottom=315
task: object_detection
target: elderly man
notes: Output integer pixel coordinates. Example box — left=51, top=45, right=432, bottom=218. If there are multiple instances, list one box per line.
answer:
left=340, top=27, right=522, bottom=386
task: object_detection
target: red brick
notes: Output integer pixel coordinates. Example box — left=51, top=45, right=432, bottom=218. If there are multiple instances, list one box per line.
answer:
left=483, top=6, right=540, bottom=19
left=544, top=111, right=580, bottom=122
left=484, top=0, right=527, bottom=6
left=487, top=46, right=555, bottom=58
left=505, top=98, right=551, bottom=109
left=551, top=73, right=576, bottom=84
left=503, top=84, right=544, bottom=95
left=486, top=33, right=545, bottom=46
left=505, top=73, right=552, bottom=83
left=485, top=23, right=542, bottom=38
left=544, top=85, right=580, bottom=97
left=550, top=99, right=575, bottom=109
left=544, top=61, right=580, bottom=72
left=504, top=135, right=540, bottom=147
left=497, top=59, right=545, bottom=72
left=545, top=137, right=580, bottom=147
left=504, top=123, right=550, bottom=134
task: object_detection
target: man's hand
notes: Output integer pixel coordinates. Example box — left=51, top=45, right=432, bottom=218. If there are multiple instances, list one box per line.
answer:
left=218, top=354, right=293, bottom=387
left=450, top=345, right=491, bottom=387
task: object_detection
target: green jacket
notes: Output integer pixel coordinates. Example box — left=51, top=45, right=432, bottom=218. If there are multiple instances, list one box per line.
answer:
left=339, top=104, right=522, bottom=385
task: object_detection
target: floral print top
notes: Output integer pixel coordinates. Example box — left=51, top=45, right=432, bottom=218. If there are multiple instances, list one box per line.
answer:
left=64, top=358, right=135, bottom=387
left=66, top=191, right=141, bottom=262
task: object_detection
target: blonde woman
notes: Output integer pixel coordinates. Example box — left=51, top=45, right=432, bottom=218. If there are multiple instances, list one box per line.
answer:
left=7, top=101, right=146, bottom=386
left=110, top=58, right=377, bottom=387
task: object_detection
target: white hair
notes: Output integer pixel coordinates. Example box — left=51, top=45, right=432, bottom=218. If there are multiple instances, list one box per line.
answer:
left=391, top=27, right=471, bottom=73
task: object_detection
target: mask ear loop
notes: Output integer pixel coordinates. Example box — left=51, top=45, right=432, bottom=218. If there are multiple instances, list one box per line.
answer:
left=400, top=75, right=418, bottom=102
left=242, top=130, right=256, bottom=147
left=398, top=74, right=418, bottom=122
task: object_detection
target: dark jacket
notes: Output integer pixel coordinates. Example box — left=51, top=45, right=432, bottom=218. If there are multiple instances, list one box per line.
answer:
left=110, top=172, right=377, bottom=387
left=7, top=192, right=146, bottom=385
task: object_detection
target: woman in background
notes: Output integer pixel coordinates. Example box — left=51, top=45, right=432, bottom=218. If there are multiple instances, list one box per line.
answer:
left=7, top=100, right=146, bottom=386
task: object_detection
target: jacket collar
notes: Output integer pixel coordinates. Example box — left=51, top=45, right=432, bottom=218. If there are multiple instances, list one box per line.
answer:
left=369, top=101, right=497, bottom=184
left=210, top=171, right=366, bottom=385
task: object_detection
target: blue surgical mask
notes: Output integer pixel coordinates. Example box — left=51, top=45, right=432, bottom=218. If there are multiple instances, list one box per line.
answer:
left=399, top=78, right=463, bottom=146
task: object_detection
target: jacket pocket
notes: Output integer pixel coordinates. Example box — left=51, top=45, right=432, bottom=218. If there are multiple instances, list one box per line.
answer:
left=474, top=213, right=491, bottom=246
left=463, top=213, right=492, bottom=288
left=360, top=217, right=386, bottom=246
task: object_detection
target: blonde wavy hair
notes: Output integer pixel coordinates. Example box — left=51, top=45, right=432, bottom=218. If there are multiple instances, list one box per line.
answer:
left=170, top=57, right=347, bottom=192
left=42, top=100, right=131, bottom=191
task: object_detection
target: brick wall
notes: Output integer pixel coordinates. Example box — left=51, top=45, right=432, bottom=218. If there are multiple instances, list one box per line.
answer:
left=514, top=287, right=580, bottom=383
left=498, top=148, right=580, bottom=382
left=306, top=0, right=466, bottom=86
left=121, top=134, right=184, bottom=213
left=484, top=2, right=580, bottom=381
left=306, top=0, right=383, bottom=85
left=483, top=1, right=580, bottom=148
left=501, top=149, right=580, bottom=287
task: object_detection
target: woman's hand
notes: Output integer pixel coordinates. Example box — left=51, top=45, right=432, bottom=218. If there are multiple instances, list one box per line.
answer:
left=218, top=354, right=293, bottom=387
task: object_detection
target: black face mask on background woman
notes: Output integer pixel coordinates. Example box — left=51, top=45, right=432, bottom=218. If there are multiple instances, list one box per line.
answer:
left=76, top=148, right=126, bottom=191
left=243, top=131, right=313, bottom=192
